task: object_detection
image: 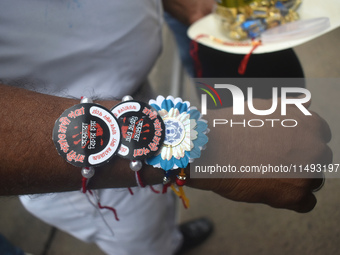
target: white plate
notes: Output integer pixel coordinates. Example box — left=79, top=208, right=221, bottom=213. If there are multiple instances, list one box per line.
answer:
left=188, top=0, right=340, bottom=54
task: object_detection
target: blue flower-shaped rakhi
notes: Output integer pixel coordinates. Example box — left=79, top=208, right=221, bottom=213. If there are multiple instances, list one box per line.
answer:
left=146, top=96, right=209, bottom=208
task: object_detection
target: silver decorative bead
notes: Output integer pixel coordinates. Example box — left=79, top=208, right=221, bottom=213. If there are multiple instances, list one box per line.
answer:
left=177, top=175, right=186, bottom=181
left=81, top=167, right=95, bottom=178
left=122, top=95, right=133, bottom=102
left=129, top=160, right=142, bottom=172
left=163, top=176, right=170, bottom=184
left=80, top=97, right=93, bottom=104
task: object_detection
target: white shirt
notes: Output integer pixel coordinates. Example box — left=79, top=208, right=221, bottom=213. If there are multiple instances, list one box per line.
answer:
left=0, top=0, right=163, bottom=99
left=1, top=2, right=183, bottom=254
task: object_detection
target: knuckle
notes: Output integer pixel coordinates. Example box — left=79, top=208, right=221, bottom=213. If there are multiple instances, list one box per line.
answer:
left=314, top=144, right=333, bottom=164
left=323, top=145, right=333, bottom=164
left=308, top=143, right=329, bottom=164
left=296, top=178, right=313, bottom=188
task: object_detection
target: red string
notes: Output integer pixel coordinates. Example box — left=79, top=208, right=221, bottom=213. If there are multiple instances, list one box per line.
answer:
left=127, top=187, right=134, bottom=195
left=238, top=40, right=262, bottom=75
left=88, top=190, right=120, bottom=221
left=81, top=177, right=87, bottom=193
left=190, top=34, right=262, bottom=77
left=149, top=185, right=160, bottom=194
left=190, top=34, right=208, bottom=78
left=162, top=183, right=171, bottom=194
left=97, top=202, right=120, bottom=221
left=136, top=171, right=145, bottom=188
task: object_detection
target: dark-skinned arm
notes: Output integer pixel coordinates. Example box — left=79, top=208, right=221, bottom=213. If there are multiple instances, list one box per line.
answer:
left=0, top=84, right=164, bottom=195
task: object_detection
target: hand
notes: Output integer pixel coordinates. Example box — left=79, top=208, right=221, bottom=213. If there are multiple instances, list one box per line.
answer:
left=187, top=98, right=332, bottom=213
left=163, top=0, right=215, bottom=25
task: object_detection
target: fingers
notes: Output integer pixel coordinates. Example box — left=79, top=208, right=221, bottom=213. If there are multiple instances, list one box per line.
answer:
left=213, top=176, right=326, bottom=213
left=267, top=185, right=318, bottom=213
left=306, top=112, right=333, bottom=167
left=310, top=111, right=332, bottom=143
left=255, top=178, right=324, bottom=213
left=289, top=193, right=317, bottom=213
left=320, top=145, right=333, bottom=165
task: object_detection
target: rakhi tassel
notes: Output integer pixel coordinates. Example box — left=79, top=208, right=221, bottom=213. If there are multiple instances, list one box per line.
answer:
left=171, top=185, right=190, bottom=209
left=171, top=169, right=190, bottom=209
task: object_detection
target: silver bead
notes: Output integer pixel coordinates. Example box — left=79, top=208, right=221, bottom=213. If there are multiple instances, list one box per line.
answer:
left=122, top=95, right=133, bottom=102
left=163, top=176, right=170, bottom=184
left=129, top=160, right=142, bottom=172
left=177, top=175, right=186, bottom=181
left=81, top=167, right=95, bottom=178
left=80, top=97, right=93, bottom=104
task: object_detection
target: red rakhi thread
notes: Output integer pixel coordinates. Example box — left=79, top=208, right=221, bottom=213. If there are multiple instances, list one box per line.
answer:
left=128, top=187, right=134, bottom=195
left=81, top=167, right=95, bottom=193
left=190, top=34, right=208, bottom=78
left=238, top=40, right=262, bottom=75
left=129, top=160, right=145, bottom=188
left=88, top=190, right=120, bottom=221
left=97, top=202, right=120, bottom=221
left=162, top=182, right=171, bottom=194
left=190, top=34, right=262, bottom=76
left=149, top=185, right=160, bottom=194
left=135, top=171, right=145, bottom=188
left=81, top=177, right=88, bottom=193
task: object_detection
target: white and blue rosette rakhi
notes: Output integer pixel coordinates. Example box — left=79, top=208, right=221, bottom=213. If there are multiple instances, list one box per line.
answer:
left=146, top=96, right=209, bottom=208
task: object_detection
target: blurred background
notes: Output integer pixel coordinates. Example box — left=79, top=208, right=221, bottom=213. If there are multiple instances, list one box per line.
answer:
left=1, top=20, right=340, bottom=255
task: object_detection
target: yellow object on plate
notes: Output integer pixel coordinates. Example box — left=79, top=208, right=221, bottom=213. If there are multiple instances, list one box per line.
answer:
left=188, top=0, right=340, bottom=54
left=214, top=0, right=302, bottom=40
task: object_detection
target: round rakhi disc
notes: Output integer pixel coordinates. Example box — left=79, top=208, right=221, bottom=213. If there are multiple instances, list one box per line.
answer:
left=111, top=100, right=165, bottom=160
left=53, top=103, right=121, bottom=167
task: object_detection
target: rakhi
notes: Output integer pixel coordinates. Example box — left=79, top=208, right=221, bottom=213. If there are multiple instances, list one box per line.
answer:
left=52, top=97, right=121, bottom=192
left=111, top=96, right=165, bottom=190
left=52, top=97, right=122, bottom=224
left=146, top=96, right=209, bottom=208
left=53, top=95, right=208, bottom=214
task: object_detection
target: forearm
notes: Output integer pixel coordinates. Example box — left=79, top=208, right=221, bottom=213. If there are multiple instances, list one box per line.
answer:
left=1, top=85, right=332, bottom=213
left=0, top=84, right=163, bottom=195
left=162, top=0, right=214, bottom=25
